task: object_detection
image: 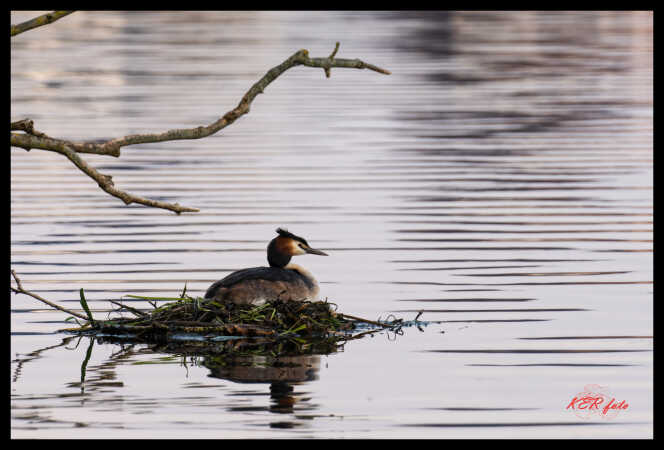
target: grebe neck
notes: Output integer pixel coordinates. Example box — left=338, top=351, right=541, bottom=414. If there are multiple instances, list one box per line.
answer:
left=267, top=239, right=291, bottom=267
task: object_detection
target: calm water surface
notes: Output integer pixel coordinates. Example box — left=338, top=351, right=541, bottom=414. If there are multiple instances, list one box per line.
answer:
left=10, top=11, right=652, bottom=438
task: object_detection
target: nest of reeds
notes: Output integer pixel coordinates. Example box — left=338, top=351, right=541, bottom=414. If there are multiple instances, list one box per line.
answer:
left=12, top=271, right=421, bottom=359
left=67, top=292, right=362, bottom=345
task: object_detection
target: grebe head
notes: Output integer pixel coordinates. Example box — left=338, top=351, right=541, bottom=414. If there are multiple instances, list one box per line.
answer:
left=267, top=227, right=328, bottom=268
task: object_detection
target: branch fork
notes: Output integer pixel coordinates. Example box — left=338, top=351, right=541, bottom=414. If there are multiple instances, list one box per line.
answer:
left=11, top=36, right=390, bottom=214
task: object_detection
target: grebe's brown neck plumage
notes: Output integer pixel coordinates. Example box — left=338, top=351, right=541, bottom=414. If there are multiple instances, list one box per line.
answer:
left=267, top=237, right=292, bottom=268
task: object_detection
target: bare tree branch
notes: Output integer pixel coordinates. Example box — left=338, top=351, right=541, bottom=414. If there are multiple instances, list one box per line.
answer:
left=11, top=120, right=121, bottom=157
left=10, top=11, right=75, bottom=37
left=63, top=142, right=201, bottom=213
left=11, top=42, right=390, bottom=213
left=10, top=270, right=90, bottom=321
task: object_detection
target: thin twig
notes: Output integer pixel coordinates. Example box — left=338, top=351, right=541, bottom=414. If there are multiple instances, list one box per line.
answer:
left=11, top=11, right=75, bottom=37
left=10, top=270, right=90, bottom=321
left=341, top=327, right=386, bottom=341
left=329, top=41, right=340, bottom=59
left=108, top=300, right=149, bottom=317
left=338, top=313, right=393, bottom=328
left=324, top=42, right=341, bottom=77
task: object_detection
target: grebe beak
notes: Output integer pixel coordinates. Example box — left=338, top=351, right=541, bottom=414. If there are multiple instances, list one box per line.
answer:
left=303, top=246, right=328, bottom=256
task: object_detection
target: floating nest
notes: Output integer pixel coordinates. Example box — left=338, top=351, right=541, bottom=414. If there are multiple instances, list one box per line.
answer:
left=12, top=272, right=423, bottom=360
left=62, top=291, right=397, bottom=349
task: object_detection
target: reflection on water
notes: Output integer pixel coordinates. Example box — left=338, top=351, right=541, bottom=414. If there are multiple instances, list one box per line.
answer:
left=10, top=334, right=342, bottom=431
left=205, top=354, right=320, bottom=384
left=11, top=11, right=652, bottom=438
left=205, top=352, right=321, bottom=419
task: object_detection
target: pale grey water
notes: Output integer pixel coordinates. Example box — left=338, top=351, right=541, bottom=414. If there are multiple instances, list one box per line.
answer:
left=10, top=11, right=652, bottom=438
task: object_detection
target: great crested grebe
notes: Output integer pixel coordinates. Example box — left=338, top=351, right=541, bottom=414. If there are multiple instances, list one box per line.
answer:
left=204, top=228, right=328, bottom=305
